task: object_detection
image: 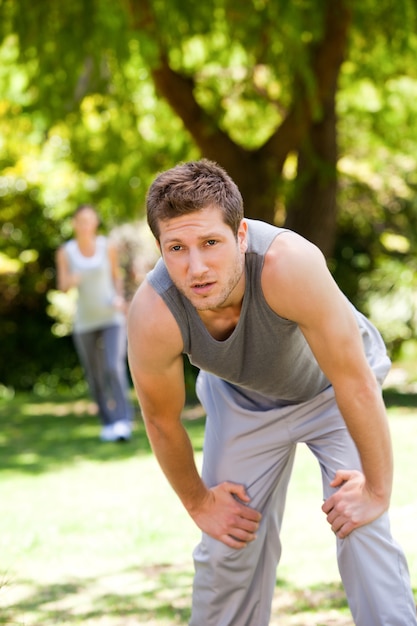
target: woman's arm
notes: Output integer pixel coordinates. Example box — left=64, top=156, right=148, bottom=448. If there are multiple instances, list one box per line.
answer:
left=55, top=246, right=80, bottom=292
left=107, top=242, right=127, bottom=311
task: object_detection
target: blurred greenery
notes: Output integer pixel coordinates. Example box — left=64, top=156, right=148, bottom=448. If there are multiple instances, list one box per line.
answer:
left=1, top=1, right=417, bottom=391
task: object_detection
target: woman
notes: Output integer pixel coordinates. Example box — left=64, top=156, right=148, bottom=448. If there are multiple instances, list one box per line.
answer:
left=56, top=204, right=133, bottom=441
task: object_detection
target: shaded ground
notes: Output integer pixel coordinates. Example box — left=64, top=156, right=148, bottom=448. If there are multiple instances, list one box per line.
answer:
left=1, top=387, right=416, bottom=625
left=1, top=564, right=353, bottom=626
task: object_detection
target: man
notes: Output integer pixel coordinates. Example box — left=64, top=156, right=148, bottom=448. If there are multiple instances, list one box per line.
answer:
left=127, top=159, right=416, bottom=625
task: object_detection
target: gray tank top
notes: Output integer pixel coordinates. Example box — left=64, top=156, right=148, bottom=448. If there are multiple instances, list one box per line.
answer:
left=148, top=219, right=386, bottom=404
left=64, top=235, right=123, bottom=333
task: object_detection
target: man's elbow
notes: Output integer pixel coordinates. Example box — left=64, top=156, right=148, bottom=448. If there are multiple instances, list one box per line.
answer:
left=143, top=411, right=180, bottom=442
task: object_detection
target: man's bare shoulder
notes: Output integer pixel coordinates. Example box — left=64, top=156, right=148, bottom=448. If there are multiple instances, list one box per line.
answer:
left=264, top=230, right=326, bottom=281
left=128, top=279, right=184, bottom=355
left=127, top=279, right=186, bottom=409
left=262, top=230, right=333, bottom=319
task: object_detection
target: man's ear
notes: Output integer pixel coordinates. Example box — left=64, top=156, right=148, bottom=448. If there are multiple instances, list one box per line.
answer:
left=238, top=219, right=248, bottom=253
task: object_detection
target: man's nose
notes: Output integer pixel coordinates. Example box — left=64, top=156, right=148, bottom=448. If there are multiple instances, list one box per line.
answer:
left=188, top=249, right=208, bottom=276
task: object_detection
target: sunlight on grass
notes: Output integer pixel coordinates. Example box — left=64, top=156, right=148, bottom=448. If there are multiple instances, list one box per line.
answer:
left=0, top=391, right=416, bottom=625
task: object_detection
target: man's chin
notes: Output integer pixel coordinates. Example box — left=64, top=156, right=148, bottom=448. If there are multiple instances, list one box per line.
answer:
left=180, top=287, right=224, bottom=311
left=189, top=295, right=221, bottom=311
left=192, top=300, right=215, bottom=312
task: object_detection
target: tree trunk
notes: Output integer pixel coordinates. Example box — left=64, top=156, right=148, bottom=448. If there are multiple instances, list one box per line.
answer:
left=284, top=1, right=351, bottom=257
left=284, top=99, right=338, bottom=258
left=130, top=0, right=351, bottom=255
left=150, top=57, right=284, bottom=224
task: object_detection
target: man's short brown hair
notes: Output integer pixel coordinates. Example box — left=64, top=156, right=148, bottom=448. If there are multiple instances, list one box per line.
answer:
left=146, top=159, right=244, bottom=240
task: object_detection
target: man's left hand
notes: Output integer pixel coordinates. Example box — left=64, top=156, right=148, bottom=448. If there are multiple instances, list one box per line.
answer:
left=322, top=469, right=388, bottom=538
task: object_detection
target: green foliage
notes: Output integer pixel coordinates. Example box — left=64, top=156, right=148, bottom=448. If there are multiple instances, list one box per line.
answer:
left=334, top=35, right=417, bottom=352
left=2, top=0, right=131, bottom=121
left=2, top=0, right=417, bottom=389
left=136, top=0, right=340, bottom=148
left=0, top=17, right=196, bottom=390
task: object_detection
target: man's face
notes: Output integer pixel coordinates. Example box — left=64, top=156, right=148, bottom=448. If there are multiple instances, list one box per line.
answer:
left=157, top=205, right=247, bottom=311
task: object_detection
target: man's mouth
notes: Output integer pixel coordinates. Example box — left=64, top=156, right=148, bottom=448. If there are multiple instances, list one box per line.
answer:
left=191, top=282, right=214, bottom=293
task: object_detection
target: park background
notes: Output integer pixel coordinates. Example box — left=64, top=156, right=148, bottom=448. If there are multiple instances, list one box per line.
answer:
left=1, top=1, right=417, bottom=624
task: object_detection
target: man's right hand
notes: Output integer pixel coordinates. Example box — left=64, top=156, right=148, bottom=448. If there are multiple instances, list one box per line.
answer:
left=190, top=482, right=262, bottom=549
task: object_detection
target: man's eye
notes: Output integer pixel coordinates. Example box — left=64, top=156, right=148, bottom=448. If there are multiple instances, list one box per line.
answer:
left=171, top=245, right=182, bottom=251
left=206, top=240, right=217, bottom=246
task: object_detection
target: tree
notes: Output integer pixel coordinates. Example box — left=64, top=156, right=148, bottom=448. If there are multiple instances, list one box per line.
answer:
left=129, top=0, right=351, bottom=256
left=2, top=0, right=417, bottom=390
left=2, top=0, right=417, bottom=250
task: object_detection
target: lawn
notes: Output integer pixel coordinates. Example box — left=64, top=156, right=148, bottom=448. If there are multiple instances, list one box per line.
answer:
left=0, top=386, right=416, bottom=625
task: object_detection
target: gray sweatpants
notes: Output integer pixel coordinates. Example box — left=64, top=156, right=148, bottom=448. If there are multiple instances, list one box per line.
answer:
left=190, top=353, right=416, bottom=625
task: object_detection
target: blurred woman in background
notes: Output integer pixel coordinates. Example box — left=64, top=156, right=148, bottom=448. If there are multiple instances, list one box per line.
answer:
left=56, top=204, right=133, bottom=442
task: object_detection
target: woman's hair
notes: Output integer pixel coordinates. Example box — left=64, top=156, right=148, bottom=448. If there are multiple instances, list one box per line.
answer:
left=146, top=159, right=244, bottom=240
left=73, top=204, right=98, bottom=218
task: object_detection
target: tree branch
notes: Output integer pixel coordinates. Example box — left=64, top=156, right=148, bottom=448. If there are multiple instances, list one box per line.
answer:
left=263, top=0, right=352, bottom=161
left=151, top=54, right=246, bottom=161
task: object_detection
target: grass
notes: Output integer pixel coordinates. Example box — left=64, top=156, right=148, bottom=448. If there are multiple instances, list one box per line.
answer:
left=0, top=386, right=416, bottom=625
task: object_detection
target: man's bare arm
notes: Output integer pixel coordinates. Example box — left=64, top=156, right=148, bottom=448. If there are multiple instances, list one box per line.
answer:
left=127, top=280, right=261, bottom=547
left=263, top=233, right=392, bottom=537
